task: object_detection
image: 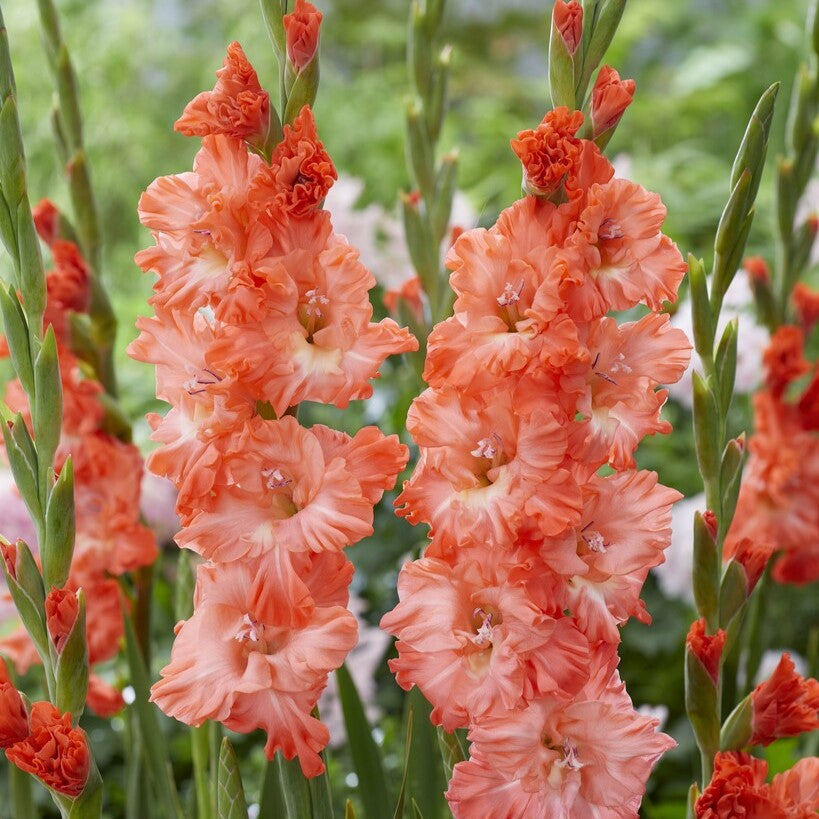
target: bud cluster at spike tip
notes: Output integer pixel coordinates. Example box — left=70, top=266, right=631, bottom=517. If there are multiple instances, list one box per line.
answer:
left=724, top=324, right=819, bottom=585
left=380, top=84, right=692, bottom=812
left=0, top=198, right=154, bottom=718
left=128, top=33, right=418, bottom=777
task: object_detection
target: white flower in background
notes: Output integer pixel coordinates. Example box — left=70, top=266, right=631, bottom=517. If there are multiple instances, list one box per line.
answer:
left=668, top=272, right=769, bottom=407
left=0, top=467, right=38, bottom=549
left=325, top=174, right=478, bottom=303
left=652, top=492, right=703, bottom=605
left=140, top=471, right=179, bottom=545
left=754, top=650, right=808, bottom=686
left=637, top=704, right=669, bottom=732
left=319, top=594, right=391, bottom=747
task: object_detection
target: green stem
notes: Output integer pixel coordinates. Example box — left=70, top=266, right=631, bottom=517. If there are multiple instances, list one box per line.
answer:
left=209, top=720, right=221, bottom=818
left=191, top=723, right=212, bottom=819
left=740, top=568, right=770, bottom=697
left=8, top=760, right=37, bottom=819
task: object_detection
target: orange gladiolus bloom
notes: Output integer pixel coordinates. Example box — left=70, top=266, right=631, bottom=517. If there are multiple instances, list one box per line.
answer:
left=5, top=702, right=90, bottom=797
left=176, top=42, right=270, bottom=143
left=751, top=654, right=819, bottom=746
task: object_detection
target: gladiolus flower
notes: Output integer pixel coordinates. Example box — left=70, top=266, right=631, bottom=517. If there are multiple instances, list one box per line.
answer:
left=763, top=325, right=810, bottom=397
left=253, top=106, right=337, bottom=217
left=86, top=675, right=125, bottom=718
left=686, top=619, right=726, bottom=684
left=284, top=0, right=323, bottom=71
left=553, top=0, right=583, bottom=55
left=151, top=554, right=357, bottom=777
left=769, top=757, right=819, bottom=816
left=792, top=282, right=819, bottom=331
left=0, top=680, right=28, bottom=748
left=591, top=66, right=635, bottom=136
left=0, top=538, right=17, bottom=581
left=511, top=107, right=586, bottom=197
left=5, top=702, right=90, bottom=797
left=750, top=653, right=819, bottom=746
left=696, top=752, right=784, bottom=819
left=175, top=42, right=270, bottom=143
left=45, top=587, right=79, bottom=653
left=447, top=653, right=674, bottom=818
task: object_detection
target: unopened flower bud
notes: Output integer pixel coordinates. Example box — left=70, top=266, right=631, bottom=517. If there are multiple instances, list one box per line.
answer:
left=46, top=587, right=79, bottom=653
left=0, top=537, right=18, bottom=581
left=731, top=537, right=773, bottom=594
left=284, top=0, right=323, bottom=72
left=553, top=0, right=583, bottom=55
left=0, top=681, right=28, bottom=748
left=792, top=282, right=819, bottom=332
left=743, top=255, right=770, bottom=284
left=591, top=65, right=635, bottom=137
left=686, top=618, right=726, bottom=685
left=702, top=510, right=718, bottom=540
left=32, top=199, right=60, bottom=247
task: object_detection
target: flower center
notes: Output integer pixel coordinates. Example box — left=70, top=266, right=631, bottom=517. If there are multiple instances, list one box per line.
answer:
left=234, top=613, right=284, bottom=654
left=542, top=735, right=585, bottom=773
left=471, top=435, right=500, bottom=460
left=471, top=608, right=495, bottom=646
left=299, top=288, right=330, bottom=340
left=584, top=530, right=607, bottom=553
left=261, top=467, right=292, bottom=490
left=598, top=218, right=624, bottom=241
left=183, top=365, right=223, bottom=395
left=496, top=279, right=525, bottom=329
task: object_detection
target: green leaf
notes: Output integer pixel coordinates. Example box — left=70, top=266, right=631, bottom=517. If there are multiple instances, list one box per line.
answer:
left=216, top=738, right=247, bottom=819
left=122, top=610, right=184, bottom=819
left=406, top=687, right=447, bottom=819
left=692, top=512, right=719, bottom=628
left=720, top=695, right=753, bottom=751
left=2, top=412, right=42, bottom=529
left=394, top=705, right=414, bottom=819
left=549, top=9, right=576, bottom=109
left=56, top=44, right=82, bottom=150
left=430, top=150, right=457, bottom=246
left=54, top=588, right=89, bottom=722
left=406, top=98, right=435, bottom=199
left=42, top=456, right=75, bottom=590
left=274, top=752, right=312, bottom=819
left=714, top=319, right=737, bottom=419
left=67, top=760, right=103, bottom=819
left=685, top=646, right=720, bottom=762
left=283, top=57, right=319, bottom=125
left=336, top=663, right=391, bottom=819
left=687, top=255, right=712, bottom=359
left=0, top=285, right=34, bottom=395
left=436, top=727, right=466, bottom=782
left=174, top=551, right=196, bottom=623
left=258, top=758, right=288, bottom=819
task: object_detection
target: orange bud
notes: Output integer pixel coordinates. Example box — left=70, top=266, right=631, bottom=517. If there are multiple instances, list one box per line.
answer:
left=553, top=0, right=583, bottom=55
left=0, top=681, right=28, bottom=748
left=792, top=282, right=819, bottom=332
left=686, top=618, right=726, bottom=684
left=284, top=0, right=323, bottom=71
left=703, top=510, right=718, bottom=540
left=591, top=66, right=635, bottom=136
left=32, top=199, right=60, bottom=247
left=45, top=587, right=79, bottom=653
left=732, top=537, right=773, bottom=593
left=0, top=539, right=18, bottom=582
left=743, top=255, right=770, bottom=284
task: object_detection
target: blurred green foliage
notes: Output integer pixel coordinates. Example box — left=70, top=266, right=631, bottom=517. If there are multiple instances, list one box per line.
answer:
left=1, top=0, right=818, bottom=816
